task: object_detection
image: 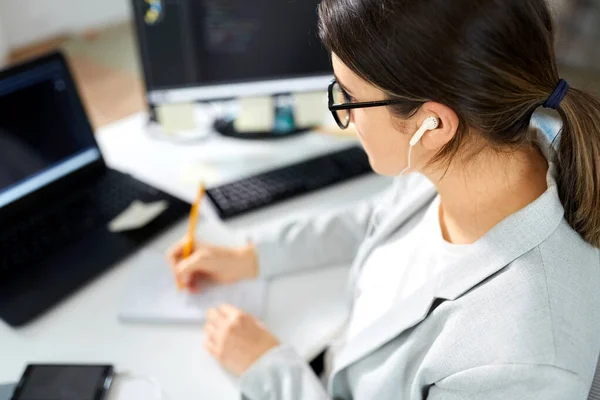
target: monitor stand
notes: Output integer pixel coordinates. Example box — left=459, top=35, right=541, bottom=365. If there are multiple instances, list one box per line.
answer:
left=213, top=93, right=315, bottom=140
left=213, top=119, right=311, bottom=140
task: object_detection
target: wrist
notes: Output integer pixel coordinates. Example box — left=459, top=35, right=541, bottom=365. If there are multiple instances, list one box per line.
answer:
left=238, top=243, right=259, bottom=280
left=242, top=342, right=283, bottom=377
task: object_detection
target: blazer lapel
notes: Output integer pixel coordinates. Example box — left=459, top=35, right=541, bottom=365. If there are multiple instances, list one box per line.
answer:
left=330, top=277, right=438, bottom=386
left=329, top=176, right=438, bottom=387
left=346, top=176, right=437, bottom=297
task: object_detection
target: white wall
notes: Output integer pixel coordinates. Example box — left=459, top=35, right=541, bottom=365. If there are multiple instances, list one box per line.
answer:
left=0, top=0, right=132, bottom=49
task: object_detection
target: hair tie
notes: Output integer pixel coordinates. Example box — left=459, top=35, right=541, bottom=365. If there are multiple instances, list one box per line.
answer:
left=543, top=79, right=569, bottom=109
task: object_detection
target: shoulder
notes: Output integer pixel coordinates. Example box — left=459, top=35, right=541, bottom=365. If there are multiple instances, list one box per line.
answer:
left=537, top=220, right=600, bottom=375
left=439, top=222, right=600, bottom=379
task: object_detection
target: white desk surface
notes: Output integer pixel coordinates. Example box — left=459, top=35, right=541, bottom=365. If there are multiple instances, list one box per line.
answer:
left=0, top=113, right=392, bottom=399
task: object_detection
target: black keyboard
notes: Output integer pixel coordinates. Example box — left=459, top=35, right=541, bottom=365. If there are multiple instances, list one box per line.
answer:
left=0, top=170, right=160, bottom=276
left=206, top=146, right=373, bottom=219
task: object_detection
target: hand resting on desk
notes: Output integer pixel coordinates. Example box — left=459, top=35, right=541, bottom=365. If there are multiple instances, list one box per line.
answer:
left=204, top=304, right=280, bottom=376
left=167, top=237, right=280, bottom=377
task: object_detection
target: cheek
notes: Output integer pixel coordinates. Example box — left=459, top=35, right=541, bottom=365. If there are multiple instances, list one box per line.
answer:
left=353, top=109, right=409, bottom=175
left=351, top=109, right=368, bottom=139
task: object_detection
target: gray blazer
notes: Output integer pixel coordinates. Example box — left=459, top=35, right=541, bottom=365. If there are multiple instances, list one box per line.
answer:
left=240, top=132, right=600, bottom=400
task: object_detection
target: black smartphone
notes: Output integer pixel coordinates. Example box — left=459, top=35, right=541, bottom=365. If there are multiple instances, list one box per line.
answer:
left=10, top=364, right=114, bottom=400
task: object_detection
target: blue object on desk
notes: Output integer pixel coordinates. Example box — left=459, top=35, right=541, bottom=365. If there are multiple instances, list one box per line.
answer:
left=273, top=94, right=296, bottom=134
left=0, top=383, right=15, bottom=400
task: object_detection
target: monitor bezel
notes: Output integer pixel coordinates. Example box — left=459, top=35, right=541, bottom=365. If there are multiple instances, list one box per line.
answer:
left=145, top=74, right=334, bottom=106
left=130, top=0, right=334, bottom=106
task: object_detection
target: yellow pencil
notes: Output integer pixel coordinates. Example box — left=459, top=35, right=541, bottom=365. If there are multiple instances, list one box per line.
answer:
left=177, top=183, right=206, bottom=290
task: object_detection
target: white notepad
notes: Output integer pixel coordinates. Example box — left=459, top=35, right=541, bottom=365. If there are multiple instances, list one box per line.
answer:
left=119, top=249, right=267, bottom=323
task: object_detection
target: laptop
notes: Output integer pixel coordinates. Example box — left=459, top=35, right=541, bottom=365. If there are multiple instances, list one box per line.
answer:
left=0, top=52, right=190, bottom=327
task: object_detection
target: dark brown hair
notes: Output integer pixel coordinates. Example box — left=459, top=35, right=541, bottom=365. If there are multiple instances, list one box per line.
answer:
left=318, top=0, right=600, bottom=248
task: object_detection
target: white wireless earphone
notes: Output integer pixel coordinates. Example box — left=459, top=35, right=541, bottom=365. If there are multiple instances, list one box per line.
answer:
left=400, top=116, right=440, bottom=176
left=409, top=116, right=440, bottom=146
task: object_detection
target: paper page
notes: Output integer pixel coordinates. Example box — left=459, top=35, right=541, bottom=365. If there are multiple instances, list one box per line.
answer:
left=119, top=249, right=267, bottom=324
left=108, top=200, right=169, bottom=232
left=234, top=96, right=275, bottom=132
left=156, top=103, right=197, bottom=134
left=293, top=91, right=328, bottom=128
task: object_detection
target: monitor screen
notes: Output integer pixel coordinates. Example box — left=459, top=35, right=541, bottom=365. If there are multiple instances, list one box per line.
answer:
left=132, top=0, right=333, bottom=102
left=0, top=60, right=101, bottom=208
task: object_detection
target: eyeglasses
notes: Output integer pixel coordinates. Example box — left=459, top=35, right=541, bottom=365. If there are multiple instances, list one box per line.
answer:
left=328, top=80, right=405, bottom=130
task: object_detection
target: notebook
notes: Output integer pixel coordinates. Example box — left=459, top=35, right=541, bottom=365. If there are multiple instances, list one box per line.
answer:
left=118, top=218, right=267, bottom=324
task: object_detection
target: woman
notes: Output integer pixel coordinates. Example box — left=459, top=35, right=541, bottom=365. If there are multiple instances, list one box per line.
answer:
left=167, top=0, right=600, bottom=398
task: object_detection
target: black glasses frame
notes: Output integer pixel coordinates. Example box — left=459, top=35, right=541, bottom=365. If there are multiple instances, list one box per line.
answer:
left=328, top=80, right=404, bottom=129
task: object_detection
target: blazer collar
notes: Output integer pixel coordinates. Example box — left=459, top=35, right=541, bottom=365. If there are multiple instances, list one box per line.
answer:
left=434, top=173, right=563, bottom=300
left=435, top=130, right=564, bottom=300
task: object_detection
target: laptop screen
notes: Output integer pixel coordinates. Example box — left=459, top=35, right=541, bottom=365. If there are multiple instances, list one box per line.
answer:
left=0, top=58, right=101, bottom=209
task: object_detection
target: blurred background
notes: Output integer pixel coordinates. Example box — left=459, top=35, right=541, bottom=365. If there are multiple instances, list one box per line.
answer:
left=0, top=0, right=144, bottom=130
left=0, top=0, right=598, bottom=132
left=554, top=0, right=600, bottom=94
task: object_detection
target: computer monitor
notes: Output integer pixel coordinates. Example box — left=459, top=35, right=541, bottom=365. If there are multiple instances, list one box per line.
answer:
left=131, top=0, right=333, bottom=106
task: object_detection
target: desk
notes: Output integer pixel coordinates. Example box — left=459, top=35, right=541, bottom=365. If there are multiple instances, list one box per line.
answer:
left=0, top=113, right=392, bottom=399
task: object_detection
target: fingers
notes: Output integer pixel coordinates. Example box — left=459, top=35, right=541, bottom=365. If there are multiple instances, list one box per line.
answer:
left=204, top=308, right=227, bottom=357
left=167, top=238, right=206, bottom=291
left=175, top=255, right=195, bottom=287
left=189, top=273, right=217, bottom=293
left=218, top=304, right=243, bottom=319
left=206, top=307, right=229, bottom=324
left=204, top=320, right=220, bottom=346
left=214, top=305, right=249, bottom=334
left=175, top=252, right=207, bottom=287
left=166, top=242, right=183, bottom=269
left=166, top=237, right=192, bottom=268
left=203, top=327, right=220, bottom=358
left=205, top=320, right=219, bottom=336
left=189, top=277, right=201, bottom=294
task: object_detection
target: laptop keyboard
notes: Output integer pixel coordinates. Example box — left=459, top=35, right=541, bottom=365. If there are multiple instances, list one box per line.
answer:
left=0, top=170, right=161, bottom=276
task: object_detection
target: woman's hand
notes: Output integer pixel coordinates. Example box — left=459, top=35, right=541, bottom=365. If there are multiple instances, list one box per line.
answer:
left=166, top=240, right=258, bottom=292
left=204, top=304, right=280, bottom=377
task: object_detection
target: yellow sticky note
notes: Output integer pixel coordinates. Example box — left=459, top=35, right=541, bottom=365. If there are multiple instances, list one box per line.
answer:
left=293, top=91, right=328, bottom=128
left=156, top=103, right=196, bottom=134
left=234, top=96, right=275, bottom=133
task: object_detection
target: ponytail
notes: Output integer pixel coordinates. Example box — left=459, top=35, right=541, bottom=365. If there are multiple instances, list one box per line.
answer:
left=556, top=88, right=600, bottom=248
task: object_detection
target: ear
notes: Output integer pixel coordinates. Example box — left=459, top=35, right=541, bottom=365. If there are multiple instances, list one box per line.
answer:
left=417, top=102, right=459, bottom=151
